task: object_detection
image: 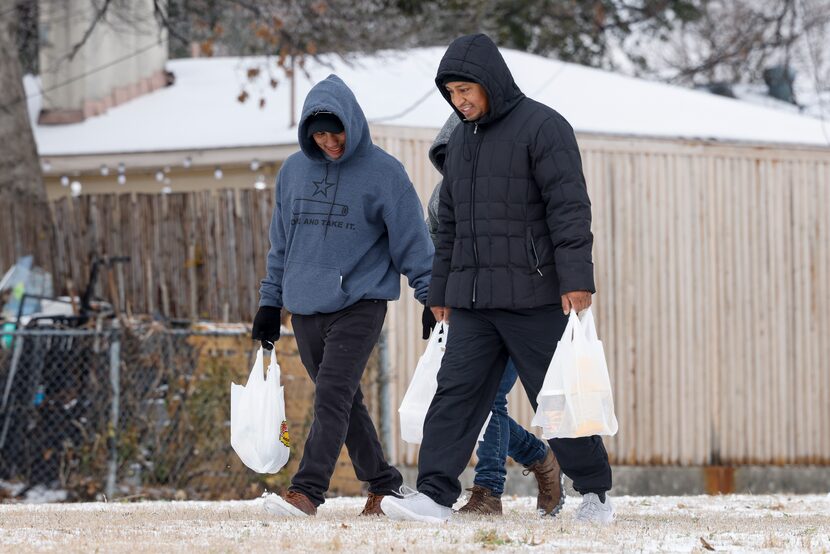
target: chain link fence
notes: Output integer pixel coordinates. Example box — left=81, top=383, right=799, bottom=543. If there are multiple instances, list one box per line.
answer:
left=0, top=323, right=274, bottom=502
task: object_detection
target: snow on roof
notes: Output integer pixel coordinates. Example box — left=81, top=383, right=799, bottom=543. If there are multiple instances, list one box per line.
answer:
left=28, top=47, right=830, bottom=157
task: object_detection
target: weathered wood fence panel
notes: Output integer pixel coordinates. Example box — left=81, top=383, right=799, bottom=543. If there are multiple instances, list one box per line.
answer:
left=0, top=192, right=55, bottom=280
left=46, top=189, right=275, bottom=322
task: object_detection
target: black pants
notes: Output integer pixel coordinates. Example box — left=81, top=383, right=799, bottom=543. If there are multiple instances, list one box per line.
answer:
left=290, top=300, right=402, bottom=506
left=417, top=306, right=613, bottom=507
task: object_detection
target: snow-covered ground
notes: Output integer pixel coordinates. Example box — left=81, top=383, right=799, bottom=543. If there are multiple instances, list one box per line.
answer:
left=1, top=494, right=828, bottom=552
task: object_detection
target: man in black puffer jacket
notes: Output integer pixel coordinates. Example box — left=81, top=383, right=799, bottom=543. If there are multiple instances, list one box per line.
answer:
left=383, top=34, right=614, bottom=524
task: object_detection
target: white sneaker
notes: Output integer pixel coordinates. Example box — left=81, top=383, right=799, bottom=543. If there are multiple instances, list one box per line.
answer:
left=574, top=493, right=614, bottom=524
left=381, top=490, right=452, bottom=523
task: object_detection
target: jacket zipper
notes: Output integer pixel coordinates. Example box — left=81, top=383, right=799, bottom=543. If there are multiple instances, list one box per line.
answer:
left=530, top=235, right=544, bottom=276
left=470, top=123, right=482, bottom=304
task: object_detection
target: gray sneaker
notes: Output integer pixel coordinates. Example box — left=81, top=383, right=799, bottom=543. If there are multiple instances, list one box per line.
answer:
left=574, top=493, right=614, bottom=524
left=381, top=489, right=452, bottom=523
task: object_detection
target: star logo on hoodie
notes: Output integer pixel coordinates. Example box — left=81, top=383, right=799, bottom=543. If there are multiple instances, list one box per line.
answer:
left=312, top=179, right=336, bottom=198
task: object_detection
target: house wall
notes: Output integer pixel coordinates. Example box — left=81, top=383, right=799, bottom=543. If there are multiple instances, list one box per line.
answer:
left=41, top=144, right=297, bottom=199
left=38, top=0, right=168, bottom=123
left=371, top=125, right=830, bottom=467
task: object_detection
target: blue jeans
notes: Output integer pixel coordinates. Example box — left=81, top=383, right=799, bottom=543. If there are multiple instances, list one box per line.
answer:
left=473, top=359, right=548, bottom=495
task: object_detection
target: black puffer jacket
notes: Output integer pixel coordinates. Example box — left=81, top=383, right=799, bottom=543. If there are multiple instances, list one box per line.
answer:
left=427, top=34, right=595, bottom=310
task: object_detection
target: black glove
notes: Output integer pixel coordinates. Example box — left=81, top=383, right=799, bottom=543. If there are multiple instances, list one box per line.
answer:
left=252, top=306, right=282, bottom=350
left=421, top=305, right=437, bottom=340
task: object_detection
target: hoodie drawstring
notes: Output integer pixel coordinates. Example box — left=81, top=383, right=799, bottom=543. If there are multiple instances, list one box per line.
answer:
left=323, top=163, right=341, bottom=239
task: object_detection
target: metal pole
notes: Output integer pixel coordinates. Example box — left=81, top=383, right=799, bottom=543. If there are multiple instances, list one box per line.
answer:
left=377, top=328, right=394, bottom=463
left=289, top=56, right=296, bottom=128
left=106, top=321, right=121, bottom=500
left=0, top=335, right=25, bottom=449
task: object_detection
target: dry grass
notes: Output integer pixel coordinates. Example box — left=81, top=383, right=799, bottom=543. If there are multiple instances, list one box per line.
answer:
left=1, top=494, right=829, bottom=553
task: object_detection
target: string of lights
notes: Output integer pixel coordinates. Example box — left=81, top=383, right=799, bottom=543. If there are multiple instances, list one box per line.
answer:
left=52, top=155, right=273, bottom=197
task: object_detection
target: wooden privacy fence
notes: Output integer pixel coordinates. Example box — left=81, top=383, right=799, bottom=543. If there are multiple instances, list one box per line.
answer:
left=0, top=191, right=55, bottom=279
left=48, top=189, right=275, bottom=322
left=583, top=141, right=830, bottom=466
left=16, top=126, right=830, bottom=467
left=373, top=126, right=830, bottom=467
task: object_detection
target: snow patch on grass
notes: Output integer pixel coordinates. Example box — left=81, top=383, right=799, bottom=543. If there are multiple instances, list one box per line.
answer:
left=1, top=494, right=828, bottom=552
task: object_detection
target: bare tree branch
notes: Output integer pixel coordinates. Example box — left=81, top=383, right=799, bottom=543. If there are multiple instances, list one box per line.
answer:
left=152, top=0, right=191, bottom=46
left=66, top=0, right=113, bottom=61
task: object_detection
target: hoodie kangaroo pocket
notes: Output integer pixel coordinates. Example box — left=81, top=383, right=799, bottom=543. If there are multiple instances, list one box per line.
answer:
left=282, top=260, right=350, bottom=314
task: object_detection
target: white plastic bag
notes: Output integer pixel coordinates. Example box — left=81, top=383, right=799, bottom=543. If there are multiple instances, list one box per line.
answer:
left=532, top=308, right=618, bottom=439
left=230, top=347, right=290, bottom=473
left=398, top=323, right=446, bottom=444
left=399, top=323, right=490, bottom=444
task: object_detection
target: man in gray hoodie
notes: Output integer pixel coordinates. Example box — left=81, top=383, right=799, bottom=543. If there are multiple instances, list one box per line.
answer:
left=252, top=74, right=434, bottom=518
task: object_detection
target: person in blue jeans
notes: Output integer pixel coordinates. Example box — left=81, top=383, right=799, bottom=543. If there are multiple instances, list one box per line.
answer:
left=422, top=114, right=565, bottom=516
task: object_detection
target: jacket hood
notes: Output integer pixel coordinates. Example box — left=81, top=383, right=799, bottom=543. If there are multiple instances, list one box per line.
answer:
left=428, top=112, right=462, bottom=173
left=435, top=34, right=525, bottom=125
left=298, top=74, right=372, bottom=163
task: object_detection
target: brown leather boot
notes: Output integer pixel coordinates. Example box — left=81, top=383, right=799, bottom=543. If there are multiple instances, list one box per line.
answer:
left=263, top=490, right=317, bottom=517
left=360, top=492, right=385, bottom=516
left=456, top=485, right=503, bottom=515
left=523, top=448, right=565, bottom=517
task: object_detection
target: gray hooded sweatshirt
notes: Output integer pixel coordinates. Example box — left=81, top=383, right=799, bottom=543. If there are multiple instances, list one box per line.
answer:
left=259, top=74, right=434, bottom=314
